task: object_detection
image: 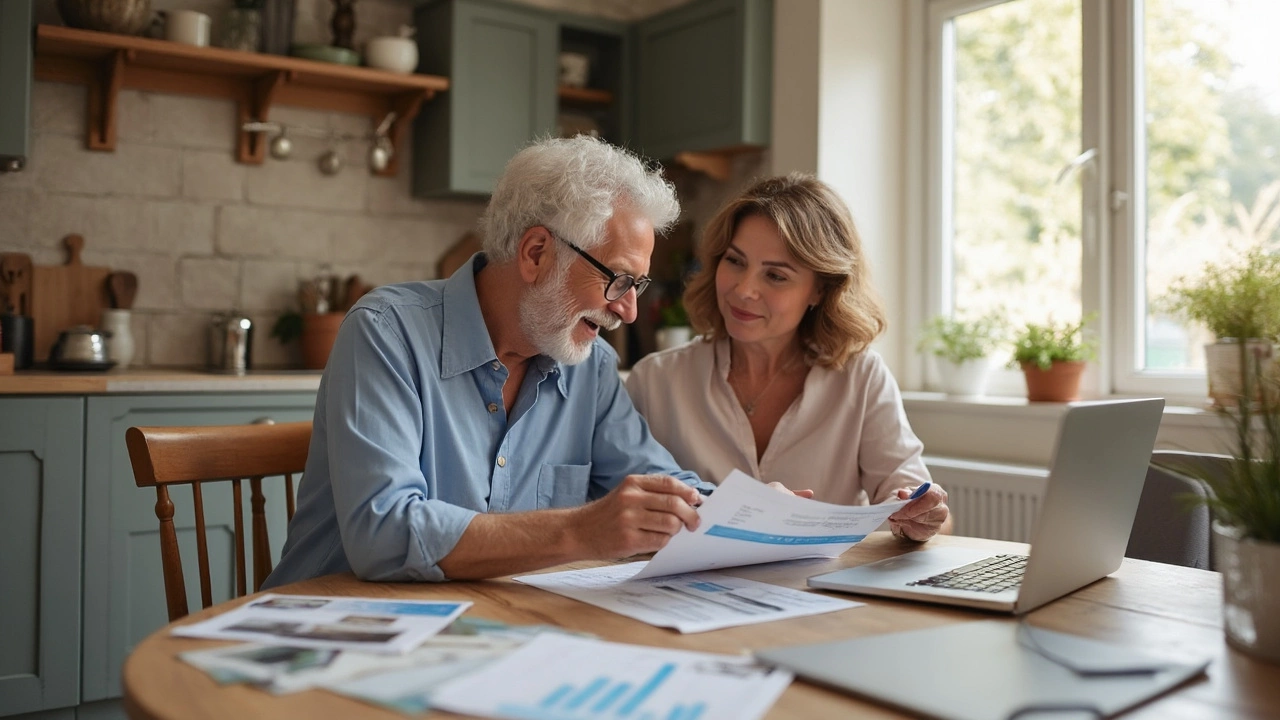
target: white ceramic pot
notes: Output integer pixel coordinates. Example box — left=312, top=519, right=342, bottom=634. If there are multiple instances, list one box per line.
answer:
left=934, top=356, right=993, bottom=396
left=655, top=326, right=692, bottom=352
left=1214, top=522, right=1280, bottom=664
left=365, top=36, right=418, bottom=74
left=1205, top=339, right=1279, bottom=408
left=102, top=309, right=135, bottom=370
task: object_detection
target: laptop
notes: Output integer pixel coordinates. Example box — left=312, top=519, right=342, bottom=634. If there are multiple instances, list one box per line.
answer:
left=808, top=397, right=1166, bottom=614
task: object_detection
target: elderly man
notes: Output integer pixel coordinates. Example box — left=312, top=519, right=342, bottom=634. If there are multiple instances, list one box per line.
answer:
left=263, top=136, right=710, bottom=587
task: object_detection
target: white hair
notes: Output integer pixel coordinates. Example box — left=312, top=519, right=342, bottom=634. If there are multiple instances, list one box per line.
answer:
left=480, top=136, right=680, bottom=266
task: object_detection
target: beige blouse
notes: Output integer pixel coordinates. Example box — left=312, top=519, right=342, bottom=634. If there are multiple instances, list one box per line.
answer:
left=625, top=337, right=932, bottom=505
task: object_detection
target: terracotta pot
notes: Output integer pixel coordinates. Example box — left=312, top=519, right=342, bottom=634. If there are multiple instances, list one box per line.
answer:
left=1020, top=360, right=1085, bottom=402
left=301, top=312, right=344, bottom=370
left=1214, top=523, right=1280, bottom=664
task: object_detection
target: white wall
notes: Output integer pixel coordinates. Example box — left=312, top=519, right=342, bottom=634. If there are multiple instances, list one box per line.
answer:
left=771, top=0, right=908, bottom=373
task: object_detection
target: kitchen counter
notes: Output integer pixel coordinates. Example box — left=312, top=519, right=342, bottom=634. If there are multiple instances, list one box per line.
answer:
left=0, top=368, right=323, bottom=395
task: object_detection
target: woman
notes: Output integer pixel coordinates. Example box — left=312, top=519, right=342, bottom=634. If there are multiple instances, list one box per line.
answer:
left=626, top=174, right=950, bottom=541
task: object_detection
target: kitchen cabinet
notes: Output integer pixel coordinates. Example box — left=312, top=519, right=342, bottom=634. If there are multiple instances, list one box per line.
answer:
left=0, top=391, right=315, bottom=719
left=633, top=0, right=772, bottom=163
left=80, top=393, right=316, bottom=705
left=412, top=0, right=560, bottom=196
left=0, top=398, right=84, bottom=717
left=412, top=0, right=771, bottom=196
left=0, top=0, right=34, bottom=171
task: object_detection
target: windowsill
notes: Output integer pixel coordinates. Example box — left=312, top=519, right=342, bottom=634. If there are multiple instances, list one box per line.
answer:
left=900, top=391, right=1224, bottom=430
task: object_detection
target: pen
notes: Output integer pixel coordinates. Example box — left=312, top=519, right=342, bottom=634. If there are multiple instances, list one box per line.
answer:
left=908, top=482, right=932, bottom=500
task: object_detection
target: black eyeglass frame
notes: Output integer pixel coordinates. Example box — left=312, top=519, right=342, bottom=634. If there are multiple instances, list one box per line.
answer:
left=547, top=229, right=652, bottom=302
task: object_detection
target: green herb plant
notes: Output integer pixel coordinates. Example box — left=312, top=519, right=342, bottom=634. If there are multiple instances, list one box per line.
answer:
left=1162, top=248, right=1280, bottom=341
left=659, top=297, right=689, bottom=328
left=1010, top=316, right=1098, bottom=371
left=916, top=314, right=1006, bottom=364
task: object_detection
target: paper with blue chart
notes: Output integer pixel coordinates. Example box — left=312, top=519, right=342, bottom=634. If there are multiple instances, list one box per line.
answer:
left=636, top=469, right=922, bottom=579
left=514, top=470, right=920, bottom=632
left=431, top=633, right=792, bottom=720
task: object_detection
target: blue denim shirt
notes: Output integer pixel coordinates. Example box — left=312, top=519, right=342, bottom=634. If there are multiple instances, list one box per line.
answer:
left=263, top=254, right=704, bottom=586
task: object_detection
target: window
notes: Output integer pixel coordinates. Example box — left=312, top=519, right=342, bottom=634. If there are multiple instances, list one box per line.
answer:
left=922, top=0, right=1280, bottom=399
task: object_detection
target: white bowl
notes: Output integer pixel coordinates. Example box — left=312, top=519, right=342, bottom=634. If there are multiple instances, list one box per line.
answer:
left=365, top=37, right=418, bottom=74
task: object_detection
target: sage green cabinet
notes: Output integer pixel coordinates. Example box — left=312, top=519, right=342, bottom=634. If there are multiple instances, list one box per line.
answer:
left=632, top=0, right=773, bottom=161
left=0, top=0, right=33, bottom=171
left=413, top=0, right=559, bottom=196
left=0, top=398, right=84, bottom=716
left=79, top=393, right=316, bottom=703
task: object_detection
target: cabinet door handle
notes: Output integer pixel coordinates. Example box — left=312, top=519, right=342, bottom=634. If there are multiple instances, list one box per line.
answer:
left=251, top=416, right=276, bottom=425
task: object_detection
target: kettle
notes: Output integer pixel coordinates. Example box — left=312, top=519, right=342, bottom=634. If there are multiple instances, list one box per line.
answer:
left=208, top=312, right=253, bottom=374
left=49, top=324, right=114, bottom=369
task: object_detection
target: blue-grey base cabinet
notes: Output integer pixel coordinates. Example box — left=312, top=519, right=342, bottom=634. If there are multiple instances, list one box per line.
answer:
left=2, top=392, right=316, bottom=719
left=0, top=398, right=84, bottom=716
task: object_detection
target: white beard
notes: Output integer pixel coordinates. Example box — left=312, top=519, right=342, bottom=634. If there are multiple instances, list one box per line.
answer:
left=519, top=278, right=622, bottom=365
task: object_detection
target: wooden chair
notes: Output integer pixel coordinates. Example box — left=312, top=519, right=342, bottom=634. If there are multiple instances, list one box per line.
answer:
left=125, top=421, right=311, bottom=621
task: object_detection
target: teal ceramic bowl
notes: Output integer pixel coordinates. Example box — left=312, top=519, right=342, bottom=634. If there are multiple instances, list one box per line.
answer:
left=290, top=44, right=361, bottom=66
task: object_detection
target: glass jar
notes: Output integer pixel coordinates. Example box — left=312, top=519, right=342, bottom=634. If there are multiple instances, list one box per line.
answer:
left=221, top=2, right=263, bottom=52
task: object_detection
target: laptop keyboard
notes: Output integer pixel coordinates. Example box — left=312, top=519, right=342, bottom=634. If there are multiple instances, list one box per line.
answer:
left=907, top=554, right=1028, bottom=594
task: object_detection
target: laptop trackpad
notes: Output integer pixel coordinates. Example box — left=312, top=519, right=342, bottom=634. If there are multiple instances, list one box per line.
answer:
left=808, top=546, right=999, bottom=590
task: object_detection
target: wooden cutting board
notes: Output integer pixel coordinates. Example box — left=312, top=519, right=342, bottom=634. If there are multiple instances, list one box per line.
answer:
left=31, top=234, right=112, bottom=362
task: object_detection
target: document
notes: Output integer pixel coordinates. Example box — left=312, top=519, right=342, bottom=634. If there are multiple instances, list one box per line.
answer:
left=171, top=594, right=470, bottom=654
left=432, top=632, right=793, bottom=720
left=179, top=617, right=569, bottom=695
left=516, top=561, right=860, bottom=633
left=636, top=469, right=923, bottom=579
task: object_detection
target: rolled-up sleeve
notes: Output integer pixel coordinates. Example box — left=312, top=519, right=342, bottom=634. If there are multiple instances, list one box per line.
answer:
left=323, top=307, right=478, bottom=582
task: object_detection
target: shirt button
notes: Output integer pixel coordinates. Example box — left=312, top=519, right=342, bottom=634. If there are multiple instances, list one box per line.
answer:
left=487, top=402, right=498, bottom=413
left=497, top=456, right=507, bottom=467
left=491, top=361, right=501, bottom=370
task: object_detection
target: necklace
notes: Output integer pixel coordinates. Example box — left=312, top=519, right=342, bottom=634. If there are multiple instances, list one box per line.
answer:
left=734, top=354, right=801, bottom=416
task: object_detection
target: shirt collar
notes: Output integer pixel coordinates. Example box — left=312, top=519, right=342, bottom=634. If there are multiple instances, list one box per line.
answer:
left=440, top=253, right=569, bottom=397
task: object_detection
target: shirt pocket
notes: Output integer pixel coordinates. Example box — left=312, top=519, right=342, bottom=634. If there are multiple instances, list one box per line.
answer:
left=536, top=463, right=592, bottom=509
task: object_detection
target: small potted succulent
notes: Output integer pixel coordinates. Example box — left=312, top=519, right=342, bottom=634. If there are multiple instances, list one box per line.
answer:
left=916, top=313, right=1005, bottom=396
left=1010, top=317, right=1097, bottom=402
left=1162, top=247, right=1280, bottom=407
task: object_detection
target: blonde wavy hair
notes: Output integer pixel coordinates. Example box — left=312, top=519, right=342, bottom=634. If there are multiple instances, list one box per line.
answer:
left=683, top=173, right=887, bottom=369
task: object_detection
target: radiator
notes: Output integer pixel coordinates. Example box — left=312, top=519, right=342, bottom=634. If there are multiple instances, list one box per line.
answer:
left=923, top=456, right=1049, bottom=543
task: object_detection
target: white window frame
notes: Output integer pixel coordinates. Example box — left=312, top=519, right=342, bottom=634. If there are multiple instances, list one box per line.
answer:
left=914, top=0, right=1211, bottom=404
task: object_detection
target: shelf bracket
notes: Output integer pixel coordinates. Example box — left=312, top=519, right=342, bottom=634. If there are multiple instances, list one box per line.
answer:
left=86, top=49, right=131, bottom=151
left=372, top=90, right=430, bottom=177
left=237, top=70, right=291, bottom=164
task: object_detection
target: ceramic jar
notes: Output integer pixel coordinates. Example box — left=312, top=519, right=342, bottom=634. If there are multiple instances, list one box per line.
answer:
left=102, top=309, right=135, bottom=369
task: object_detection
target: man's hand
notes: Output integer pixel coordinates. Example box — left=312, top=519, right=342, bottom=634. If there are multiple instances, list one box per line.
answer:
left=766, top=482, right=815, bottom=499
left=570, top=474, right=702, bottom=560
left=888, top=484, right=950, bottom=542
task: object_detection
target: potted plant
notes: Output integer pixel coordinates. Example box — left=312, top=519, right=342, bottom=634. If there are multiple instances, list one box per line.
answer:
left=1010, top=317, right=1097, bottom=402
left=1162, top=247, right=1280, bottom=407
left=1180, top=348, right=1280, bottom=663
left=916, top=313, right=1005, bottom=396
left=655, top=297, right=692, bottom=352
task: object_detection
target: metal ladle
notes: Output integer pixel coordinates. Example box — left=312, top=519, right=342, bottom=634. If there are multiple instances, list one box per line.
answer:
left=269, top=128, right=293, bottom=159
left=367, top=112, right=397, bottom=172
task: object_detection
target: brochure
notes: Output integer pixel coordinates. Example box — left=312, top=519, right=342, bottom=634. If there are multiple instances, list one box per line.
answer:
left=171, top=594, right=470, bottom=654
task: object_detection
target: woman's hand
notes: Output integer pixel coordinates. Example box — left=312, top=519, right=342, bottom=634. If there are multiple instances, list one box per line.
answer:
left=888, top=484, right=950, bottom=541
left=767, top=482, right=815, bottom=499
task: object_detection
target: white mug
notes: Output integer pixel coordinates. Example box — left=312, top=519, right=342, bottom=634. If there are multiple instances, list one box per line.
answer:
left=166, top=10, right=211, bottom=47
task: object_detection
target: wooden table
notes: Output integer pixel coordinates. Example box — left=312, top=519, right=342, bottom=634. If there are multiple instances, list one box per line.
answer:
left=122, top=533, right=1280, bottom=719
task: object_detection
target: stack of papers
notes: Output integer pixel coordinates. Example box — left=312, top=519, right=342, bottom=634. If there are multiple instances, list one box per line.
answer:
left=515, top=470, right=918, bottom=632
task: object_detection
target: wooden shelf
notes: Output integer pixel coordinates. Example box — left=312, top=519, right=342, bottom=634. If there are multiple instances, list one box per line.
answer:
left=557, top=85, right=613, bottom=106
left=32, top=24, right=450, bottom=176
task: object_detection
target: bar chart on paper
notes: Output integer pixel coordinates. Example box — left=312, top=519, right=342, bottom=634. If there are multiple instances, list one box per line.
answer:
left=431, top=634, right=793, bottom=720
left=516, top=663, right=702, bottom=720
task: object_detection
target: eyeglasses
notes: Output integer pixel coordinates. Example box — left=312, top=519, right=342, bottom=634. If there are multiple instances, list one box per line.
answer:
left=549, top=230, right=652, bottom=302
